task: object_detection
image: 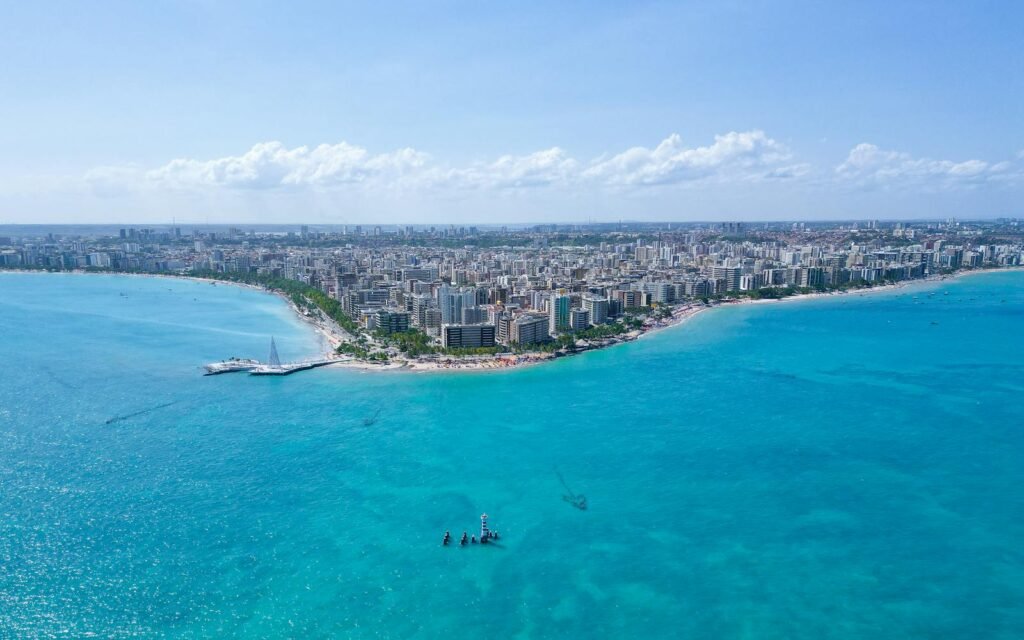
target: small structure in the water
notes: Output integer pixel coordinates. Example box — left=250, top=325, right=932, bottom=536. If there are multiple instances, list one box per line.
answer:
left=479, top=513, right=500, bottom=543
left=564, top=494, right=588, bottom=510
left=268, top=337, right=281, bottom=367
left=207, top=337, right=335, bottom=376
left=204, top=357, right=261, bottom=375
left=556, top=469, right=588, bottom=510
left=480, top=513, right=490, bottom=543
left=443, top=513, right=499, bottom=547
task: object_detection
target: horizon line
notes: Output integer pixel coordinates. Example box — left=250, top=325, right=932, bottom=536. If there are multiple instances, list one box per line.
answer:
left=0, top=216, right=1017, bottom=229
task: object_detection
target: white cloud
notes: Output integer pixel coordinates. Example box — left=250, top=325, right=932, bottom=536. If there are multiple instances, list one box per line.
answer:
left=85, top=131, right=802, bottom=196
left=146, top=141, right=430, bottom=189
left=437, top=148, right=578, bottom=190
left=836, top=143, right=1017, bottom=188
left=582, top=130, right=794, bottom=186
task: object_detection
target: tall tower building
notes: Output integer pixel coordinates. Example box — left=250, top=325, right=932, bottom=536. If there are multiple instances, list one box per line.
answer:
left=549, top=294, right=571, bottom=335
left=582, top=295, right=609, bottom=325
left=438, top=285, right=476, bottom=325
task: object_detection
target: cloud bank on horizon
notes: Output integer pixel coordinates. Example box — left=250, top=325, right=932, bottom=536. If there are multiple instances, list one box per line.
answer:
left=90, top=131, right=1021, bottom=194
left=67, top=131, right=1020, bottom=220
left=92, top=130, right=805, bottom=192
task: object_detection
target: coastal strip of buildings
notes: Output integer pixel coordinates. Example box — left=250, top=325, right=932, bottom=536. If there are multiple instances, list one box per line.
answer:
left=2, top=219, right=1022, bottom=355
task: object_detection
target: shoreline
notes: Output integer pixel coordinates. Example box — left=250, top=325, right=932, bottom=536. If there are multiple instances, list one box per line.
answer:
left=625, top=268, right=998, bottom=342
left=0, top=268, right=351, bottom=360
left=322, top=265, right=1024, bottom=374
left=3, top=266, right=1022, bottom=374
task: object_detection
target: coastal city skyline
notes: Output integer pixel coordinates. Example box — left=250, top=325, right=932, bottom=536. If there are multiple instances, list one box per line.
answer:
left=4, top=217, right=1021, bottom=372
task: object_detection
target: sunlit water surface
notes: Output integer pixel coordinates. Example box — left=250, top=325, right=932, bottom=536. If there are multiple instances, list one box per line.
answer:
left=1, top=271, right=1022, bottom=638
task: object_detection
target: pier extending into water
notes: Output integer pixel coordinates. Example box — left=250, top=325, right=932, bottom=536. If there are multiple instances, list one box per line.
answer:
left=249, top=360, right=336, bottom=376
left=204, top=358, right=336, bottom=376
left=204, top=337, right=337, bottom=377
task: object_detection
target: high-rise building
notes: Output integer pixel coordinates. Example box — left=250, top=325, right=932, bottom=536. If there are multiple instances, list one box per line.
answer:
left=652, top=282, right=675, bottom=303
left=461, top=306, right=486, bottom=324
left=399, top=267, right=437, bottom=282
left=569, top=308, right=591, bottom=331
left=739, top=273, right=765, bottom=291
left=411, top=294, right=434, bottom=327
left=374, top=308, right=411, bottom=335
left=511, top=315, right=551, bottom=346
left=88, top=252, right=111, bottom=268
left=582, top=296, right=609, bottom=325
left=442, top=324, right=496, bottom=349
left=422, top=308, right=443, bottom=336
left=798, top=267, right=824, bottom=288
left=496, top=311, right=513, bottom=344
left=711, top=266, right=741, bottom=292
left=549, top=294, right=571, bottom=334
left=617, top=289, right=644, bottom=309
left=438, top=285, right=476, bottom=325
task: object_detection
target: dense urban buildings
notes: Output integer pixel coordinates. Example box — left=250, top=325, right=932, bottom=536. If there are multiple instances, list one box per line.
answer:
left=2, top=219, right=1022, bottom=361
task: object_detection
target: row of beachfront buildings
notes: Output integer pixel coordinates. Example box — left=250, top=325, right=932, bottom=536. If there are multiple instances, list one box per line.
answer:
left=2, top=228, right=1022, bottom=349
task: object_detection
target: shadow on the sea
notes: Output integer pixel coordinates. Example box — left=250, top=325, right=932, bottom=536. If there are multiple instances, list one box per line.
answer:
left=748, top=367, right=800, bottom=382
left=555, top=468, right=588, bottom=510
left=105, top=401, right=179, bottom=425
left=38, top=365, right=79, bottom=391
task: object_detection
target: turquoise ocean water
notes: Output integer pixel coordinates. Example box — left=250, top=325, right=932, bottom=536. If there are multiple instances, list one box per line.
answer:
left=1, top=271, right=1023, bottom=638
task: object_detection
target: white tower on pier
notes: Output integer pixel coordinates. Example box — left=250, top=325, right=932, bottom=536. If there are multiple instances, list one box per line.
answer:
left=268, top=337, right=281, bottom=367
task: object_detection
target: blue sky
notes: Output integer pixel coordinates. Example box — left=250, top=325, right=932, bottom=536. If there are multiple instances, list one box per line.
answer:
left=1, top=0, right=1022, bottom=224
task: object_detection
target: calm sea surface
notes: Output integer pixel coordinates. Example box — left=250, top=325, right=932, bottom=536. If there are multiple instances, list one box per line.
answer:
left=1, top=271, right=1022, bottom=639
